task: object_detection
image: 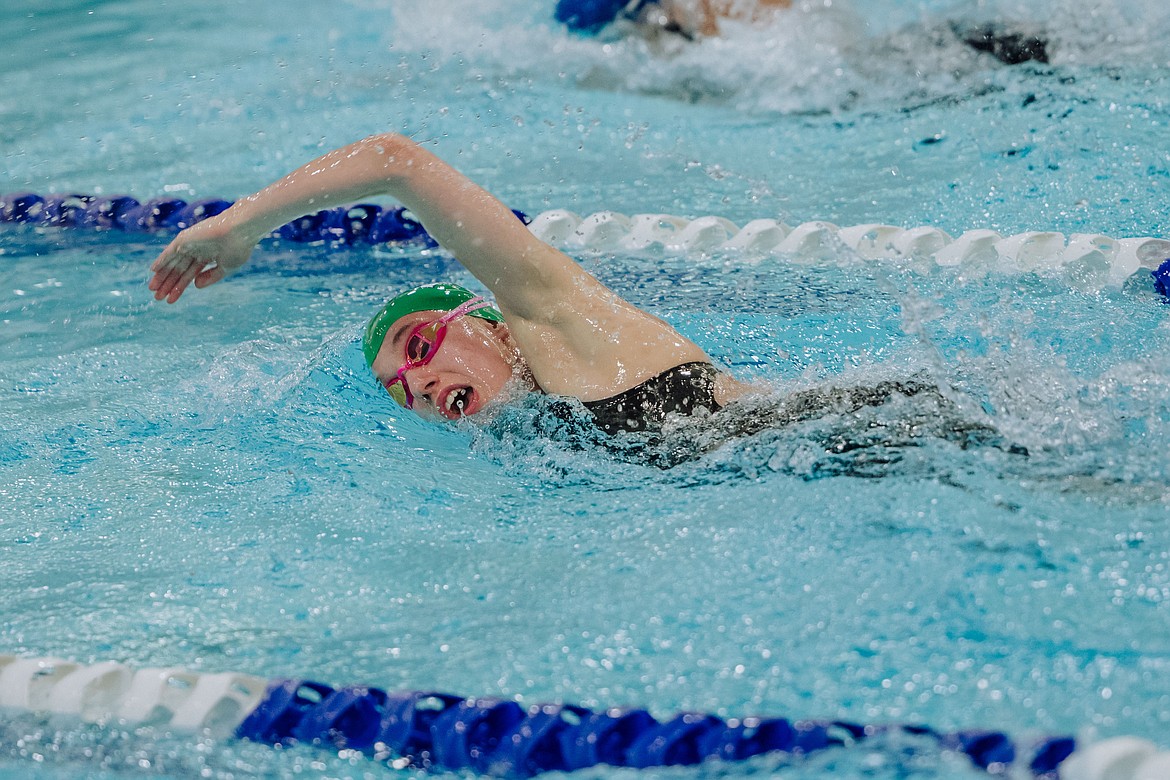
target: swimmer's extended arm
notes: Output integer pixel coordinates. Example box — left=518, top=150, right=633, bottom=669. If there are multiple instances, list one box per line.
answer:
left=149, top=133, right=566, bottom=307
left=149, top=133, right=715, bottom=399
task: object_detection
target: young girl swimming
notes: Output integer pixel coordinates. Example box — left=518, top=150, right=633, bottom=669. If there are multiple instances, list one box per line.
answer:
left=149, top=132, right=1020, bottom=472
left=149, top=132, right=751, bottom=434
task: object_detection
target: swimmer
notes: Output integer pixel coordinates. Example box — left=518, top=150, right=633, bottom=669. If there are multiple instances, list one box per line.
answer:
left=555, top=0, right=1049, bottom=65
left=149, top=133, right=751, bottom=434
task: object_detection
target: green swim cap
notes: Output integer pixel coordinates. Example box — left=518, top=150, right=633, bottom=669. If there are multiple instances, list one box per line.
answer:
left=362, top=283, right=504, bottom=368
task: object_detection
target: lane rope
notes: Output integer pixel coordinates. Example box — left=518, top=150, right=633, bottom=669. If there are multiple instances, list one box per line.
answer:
left=3, top=192, right=1169, bottom=295
left=1, top=654, right=1168, bottom=778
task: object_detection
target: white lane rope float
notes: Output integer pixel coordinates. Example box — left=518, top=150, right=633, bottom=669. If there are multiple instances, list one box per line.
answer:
left=527, top=209, right=1170, bottom=289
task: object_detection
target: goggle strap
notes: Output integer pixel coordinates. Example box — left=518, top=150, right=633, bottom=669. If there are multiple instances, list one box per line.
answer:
left=437, top=295, right=492, bottom=324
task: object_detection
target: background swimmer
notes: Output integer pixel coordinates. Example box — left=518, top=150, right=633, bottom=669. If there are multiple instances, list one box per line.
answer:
left=556, top=0, right=1048, bottom=65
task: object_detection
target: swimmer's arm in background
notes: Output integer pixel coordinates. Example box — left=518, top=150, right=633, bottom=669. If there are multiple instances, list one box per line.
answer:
left=645, top=0, right=718, bottom=37
left=691, top=0, right=722, bottom=36
left=671, top=0, right=792, bottom=37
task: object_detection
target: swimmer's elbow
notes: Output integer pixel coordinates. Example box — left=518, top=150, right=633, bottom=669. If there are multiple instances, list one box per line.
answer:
left=362, top=132, right=413, bottom=154
left=356, top=133, right=428, bottom=184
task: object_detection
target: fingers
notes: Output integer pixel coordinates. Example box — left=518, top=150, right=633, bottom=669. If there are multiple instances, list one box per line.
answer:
left=149, top=238, right=185, bottom=274
left=150, top=263, right=186, bottom=301
left=147, top=258, right=176, bottom=293
left=149, top=262, right=223, bottom=302
left=148, top=244, right=186, bottom=298
left=164, top=261, right=205, bottom=304
left=149, top=265, right=180, bottom=300
left=147, top=228, right=239, bottom=303
left=148, top=239, right=221, bottom=302
left=149, top=250, right=204, bottom=303
left=194, top=266, right=226, bottom=289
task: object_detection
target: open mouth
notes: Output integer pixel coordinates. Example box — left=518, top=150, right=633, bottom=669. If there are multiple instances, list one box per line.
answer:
left=443, top=386, right=475, bottom=417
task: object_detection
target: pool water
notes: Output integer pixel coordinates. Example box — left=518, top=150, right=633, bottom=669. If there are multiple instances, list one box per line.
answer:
left=2, top=0, right=1169, bottom=777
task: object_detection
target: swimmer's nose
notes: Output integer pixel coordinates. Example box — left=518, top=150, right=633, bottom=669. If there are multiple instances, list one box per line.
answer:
left=404, top=365, right=441, bottom=404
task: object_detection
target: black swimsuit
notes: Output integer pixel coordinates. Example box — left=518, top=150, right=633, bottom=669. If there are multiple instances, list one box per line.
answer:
left=533, top=368, right=1024, bottom=472
left=583, top=362, right=722, bottom=434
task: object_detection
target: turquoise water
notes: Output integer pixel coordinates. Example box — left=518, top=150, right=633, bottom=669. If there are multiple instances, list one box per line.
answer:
left=2, top=0, right=1170, bottom=777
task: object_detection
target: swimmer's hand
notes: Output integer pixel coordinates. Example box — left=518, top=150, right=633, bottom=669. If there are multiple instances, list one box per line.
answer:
left=148, top=214, right=259, bottom=303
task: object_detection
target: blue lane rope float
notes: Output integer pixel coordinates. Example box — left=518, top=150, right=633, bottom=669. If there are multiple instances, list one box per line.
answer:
left=4, top=655, right=1170, bottom=779
left=0, top=191, right=458, bottom=247
left=1152, top=258, right=1170, bottom=300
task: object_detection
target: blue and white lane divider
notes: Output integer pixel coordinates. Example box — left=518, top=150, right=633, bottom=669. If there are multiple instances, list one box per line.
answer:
left=3, top=191, right=1170, bottom=296
left=0, top=656, right=1168, bottom=779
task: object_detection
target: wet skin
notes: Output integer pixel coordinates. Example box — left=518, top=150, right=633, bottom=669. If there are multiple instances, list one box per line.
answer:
left=370, top=311, right=523, bottom=420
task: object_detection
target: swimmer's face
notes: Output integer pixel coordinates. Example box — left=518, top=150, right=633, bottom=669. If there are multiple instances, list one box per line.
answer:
left=371, top=310, right=518, bottom=420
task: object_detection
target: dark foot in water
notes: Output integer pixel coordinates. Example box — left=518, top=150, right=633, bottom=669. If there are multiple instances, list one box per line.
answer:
left=956, top=24, right=1049, bottom=65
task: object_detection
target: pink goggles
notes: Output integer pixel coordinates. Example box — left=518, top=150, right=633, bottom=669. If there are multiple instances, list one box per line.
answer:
left=382, top=296, right=493, bottom=409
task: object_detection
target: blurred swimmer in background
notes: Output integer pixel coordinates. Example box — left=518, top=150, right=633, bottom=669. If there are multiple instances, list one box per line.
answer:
left=555, top=0, right=1049, bottom=64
